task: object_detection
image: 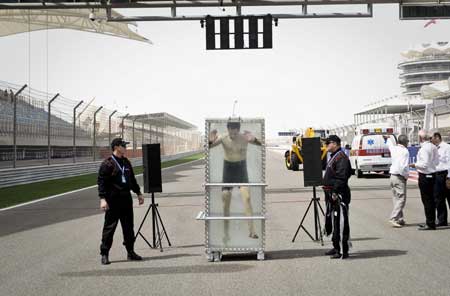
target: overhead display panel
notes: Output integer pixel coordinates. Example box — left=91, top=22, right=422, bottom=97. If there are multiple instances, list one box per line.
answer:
left=400, top=4, right=450, bottom=19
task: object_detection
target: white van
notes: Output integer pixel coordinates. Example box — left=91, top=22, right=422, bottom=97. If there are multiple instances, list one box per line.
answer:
left=350, top=125, right=397, bottom=178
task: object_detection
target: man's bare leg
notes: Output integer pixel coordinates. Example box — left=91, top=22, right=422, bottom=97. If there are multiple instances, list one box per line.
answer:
left=240, top=186, right=258, bottom=239
left=222, top=189, right=232, bottom=244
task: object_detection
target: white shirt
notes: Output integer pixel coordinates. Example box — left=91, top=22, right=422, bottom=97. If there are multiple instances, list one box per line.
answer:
left=435, top=141, right=450, bottom=176
left=387, top=138, right=410, bottom=179
left=415, top=141, right=439, bottom=175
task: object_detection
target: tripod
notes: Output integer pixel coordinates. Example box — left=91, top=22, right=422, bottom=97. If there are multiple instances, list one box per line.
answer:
left=292, top=186, right=325, bottom=245
left=135, top=192, right=171, bottom=252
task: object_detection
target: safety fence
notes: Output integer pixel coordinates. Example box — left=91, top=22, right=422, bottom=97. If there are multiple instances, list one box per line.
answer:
left=0, top=80, right=202, bottom=169
left=0, top=150, right=202, bottom=188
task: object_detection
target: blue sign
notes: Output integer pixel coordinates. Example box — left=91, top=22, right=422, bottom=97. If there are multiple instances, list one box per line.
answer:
left=408, top=146, right=419, bottom=164
left=367, top=139, right=375, bottom=146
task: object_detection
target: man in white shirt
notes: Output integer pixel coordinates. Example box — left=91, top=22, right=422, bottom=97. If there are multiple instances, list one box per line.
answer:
left=385, top=135, right=410, bottom=228
left=410, top=130, right=440, bottom=230
left=431, top=132, right=450, bottom=227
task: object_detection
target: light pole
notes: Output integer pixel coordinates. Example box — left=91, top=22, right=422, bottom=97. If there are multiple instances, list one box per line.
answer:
left=93, top=106, right=103, bottom=161
left=73, top=100, right=83, bottom=163
left=232, top=99, right=238, bottom=117
left=12, top=84, right=27, bottom=168
left=121, top=113, right=129, bottom=139
left=47, top=93, right=59, bottom=165
left=108, top=110, right=117, bottom=146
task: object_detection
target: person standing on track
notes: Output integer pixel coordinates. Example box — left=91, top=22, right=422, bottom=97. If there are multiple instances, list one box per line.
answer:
left=431, top=132, right=450, bottom=227
left=385, top=134, right=410, bottom=228
left=410, top=130, right=440, bottom=231
left=97, top=138, right=144, bottom=265
left=322, top=135, right=352, bottom=259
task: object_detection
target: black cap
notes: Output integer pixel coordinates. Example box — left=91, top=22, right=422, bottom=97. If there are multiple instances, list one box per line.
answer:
left=111, top=138, right=130, bottom=150
left=325, top=135, right=341, bottom=145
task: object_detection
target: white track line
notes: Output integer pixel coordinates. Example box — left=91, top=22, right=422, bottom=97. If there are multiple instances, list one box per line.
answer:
left=0, top=158, right=202, bottom=212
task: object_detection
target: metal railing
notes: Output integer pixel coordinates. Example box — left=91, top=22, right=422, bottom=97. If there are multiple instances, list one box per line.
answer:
left=400, top=76, right=445, bottom=86
left=0, top=81, right=202, bottom=169
left=0, top=150, right=202, bottom=188
left=401, top=66, right=450, bottom=76
left=399, top=55, right=450, bottom=67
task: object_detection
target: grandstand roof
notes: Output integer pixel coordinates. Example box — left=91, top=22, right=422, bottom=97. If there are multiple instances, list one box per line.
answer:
left=401, top=41, right=450, bottom=61
left=421, top=78, right=450, bottom=100
left=356, top=95, right=430, bottom=115
left=128, top=113, right=197, bottom=130
left=0, top=9, right=150, bottom=43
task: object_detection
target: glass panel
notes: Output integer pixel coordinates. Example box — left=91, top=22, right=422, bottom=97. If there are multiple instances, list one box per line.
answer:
left=208, top=120, right=263, bottom=183
left=208, top=186, right=264, bottom=217
left=208, top=219, right=263, bottom=249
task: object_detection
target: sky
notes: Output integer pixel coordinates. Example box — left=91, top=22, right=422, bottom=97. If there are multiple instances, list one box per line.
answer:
left=0, top=4, right=449, bottom=137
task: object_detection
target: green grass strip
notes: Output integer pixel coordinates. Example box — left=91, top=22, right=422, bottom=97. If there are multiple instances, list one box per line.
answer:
left=0, top=153, right=203, bottom=209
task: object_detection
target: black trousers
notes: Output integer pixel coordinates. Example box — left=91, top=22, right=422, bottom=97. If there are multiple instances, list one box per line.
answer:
left=325, top=191, right=350, bottom=255
left=418, top=173, right=436, bottom=228
left=434, top=171, right=448, bottom=225
left=447, top=186, right=450, bottom=211
left=100, top=194, right=135, bottom=255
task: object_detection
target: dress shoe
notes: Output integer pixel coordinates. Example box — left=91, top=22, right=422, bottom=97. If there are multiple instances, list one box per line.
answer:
left=330, top=253, right=342, bottom=259
left=436, top=222, right=448, bottom=227
left=101, top=255, right=111, bottom=265
left=325, top=248, right=337, bottom=256
left=418, top=225, right=436, bottom=231
left=127, top=251, right=143, bottom=261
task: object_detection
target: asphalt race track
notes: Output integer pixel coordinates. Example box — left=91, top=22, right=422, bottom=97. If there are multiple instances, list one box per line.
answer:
left=1, top=150, right=450, bottom=296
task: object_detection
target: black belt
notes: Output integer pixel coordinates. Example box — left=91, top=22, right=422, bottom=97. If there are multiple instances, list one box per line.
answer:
left=419, top=172, right=436, bottom=177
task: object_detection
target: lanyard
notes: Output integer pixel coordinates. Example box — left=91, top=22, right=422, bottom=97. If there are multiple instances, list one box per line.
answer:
left=111, top=155, right=126, bottom=183
left=327, top=149, right=343, bottom=169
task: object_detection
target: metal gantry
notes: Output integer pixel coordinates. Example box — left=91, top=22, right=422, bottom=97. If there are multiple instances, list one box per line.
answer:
left=0, top=0, right=448, bottom=22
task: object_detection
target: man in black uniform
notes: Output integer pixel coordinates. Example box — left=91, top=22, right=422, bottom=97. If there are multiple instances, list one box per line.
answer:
left=322, top=135, right=352, bottom=259
left=98, top=138, right=144, bottom=265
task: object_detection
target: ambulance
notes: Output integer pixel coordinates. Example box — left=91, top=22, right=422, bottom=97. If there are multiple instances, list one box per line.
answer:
left=349, top=124, right=397, bottom=178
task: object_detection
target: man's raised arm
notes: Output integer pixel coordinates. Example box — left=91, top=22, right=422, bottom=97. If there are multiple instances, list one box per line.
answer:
left=209, top=129, right=222, bottom=148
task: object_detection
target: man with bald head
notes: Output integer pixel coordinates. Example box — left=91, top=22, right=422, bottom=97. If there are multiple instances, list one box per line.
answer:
left=410, top=130, right=440, bottom=230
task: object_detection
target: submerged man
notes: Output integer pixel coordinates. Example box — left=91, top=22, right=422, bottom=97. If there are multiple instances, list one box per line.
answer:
left=209, top=120, right=262, bottom=243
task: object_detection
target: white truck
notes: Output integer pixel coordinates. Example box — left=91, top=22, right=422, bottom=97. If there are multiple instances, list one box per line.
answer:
left=349, top=124, right=397, bottom=178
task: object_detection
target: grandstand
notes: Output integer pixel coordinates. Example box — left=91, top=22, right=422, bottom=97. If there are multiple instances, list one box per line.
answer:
left=0, top=81, right=201, bottom=168
left=399, top=42, right=450, bottom=96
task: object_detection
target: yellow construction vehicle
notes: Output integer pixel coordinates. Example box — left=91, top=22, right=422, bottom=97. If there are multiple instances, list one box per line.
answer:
left=284, top=128, right=329, bottom=171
